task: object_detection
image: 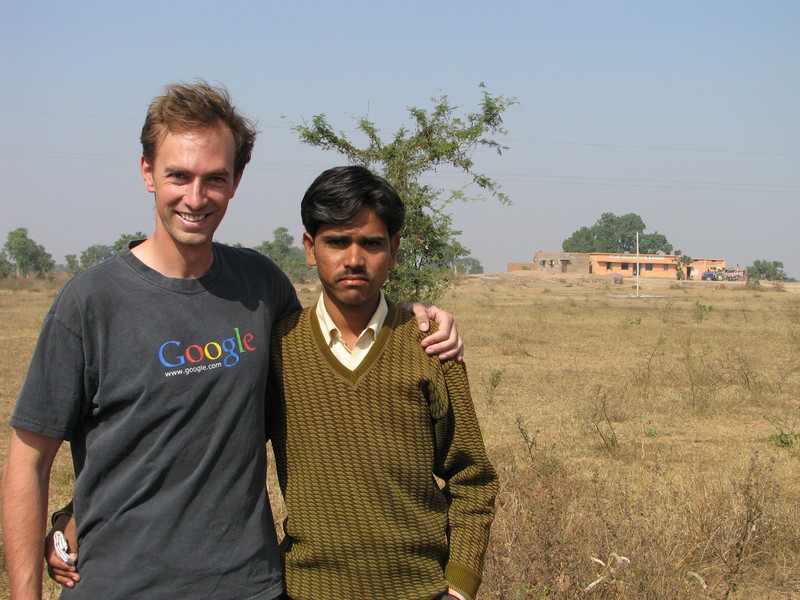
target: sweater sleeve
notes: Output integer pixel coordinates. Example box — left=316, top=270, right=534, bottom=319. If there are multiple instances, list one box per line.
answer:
left=434, top=360, right=498, bottom=600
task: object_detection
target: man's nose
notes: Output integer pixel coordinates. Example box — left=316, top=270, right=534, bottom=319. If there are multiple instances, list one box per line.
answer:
left=184, top=179, right=206, bottom=208
left=344, top=244, right=366, bottom=268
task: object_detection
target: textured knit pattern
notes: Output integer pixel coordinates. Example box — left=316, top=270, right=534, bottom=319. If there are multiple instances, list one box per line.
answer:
left=267, top=303, right=498, bottom=600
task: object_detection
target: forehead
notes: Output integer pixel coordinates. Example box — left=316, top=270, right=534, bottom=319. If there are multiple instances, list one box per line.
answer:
left=153, top=126, right=236, bottom=165
left=317, top=207, right=390, bottom=237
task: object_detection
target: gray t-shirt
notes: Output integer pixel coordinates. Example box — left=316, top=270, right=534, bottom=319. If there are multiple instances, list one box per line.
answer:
left=11, top=243, right=301, bottom=599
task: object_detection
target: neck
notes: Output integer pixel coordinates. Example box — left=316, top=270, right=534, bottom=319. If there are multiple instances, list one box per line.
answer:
left=130, top=234, right=214, bottom=279
left=322, top=293, right=381, bottom=348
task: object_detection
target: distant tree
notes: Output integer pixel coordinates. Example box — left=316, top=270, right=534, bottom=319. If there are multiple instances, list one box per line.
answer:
left=3, top=228, right=54, bottom=277
left=112, top=232, right=147, bottom=251
left=289, top=84, right=516, bottom=303
left=0, top=251, right=12, bottom=278
left=561, top=226, right=596, bottom=253
left=456, top=256, right=484, bottom=274
left=562, top=212, right=673, bottom=254
left=65, top=254, right=80, bottom=276
left=254, top=227, right=315, bottom=283
left=639, top=232, right=674, bottom=255
left=674, top=250, right=693, bottom=281
left=80, top=244, right=114, bottom=270
left=747, top=260, right=787, bottom=281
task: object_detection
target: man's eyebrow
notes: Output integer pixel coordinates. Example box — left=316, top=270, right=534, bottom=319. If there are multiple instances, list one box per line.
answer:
left=162, top=165, right=232, bottom=177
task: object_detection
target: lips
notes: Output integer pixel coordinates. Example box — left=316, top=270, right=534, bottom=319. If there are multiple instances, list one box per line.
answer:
left=337, top=272, right=369, bottom=284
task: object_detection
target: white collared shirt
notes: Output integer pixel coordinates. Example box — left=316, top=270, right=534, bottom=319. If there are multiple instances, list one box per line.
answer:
left=314, top=292, right=388, bottom=370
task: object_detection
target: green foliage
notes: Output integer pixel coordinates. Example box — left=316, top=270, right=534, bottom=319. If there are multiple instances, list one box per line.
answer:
left=763, top=414, right=800, bottom=448
left=112, top=232, right=147, bottom=251
left=289, top=84, right=516, bottom=302
left=3, top=228, right=54, bottom=277
left=65, top=254, right=80, bottom=275
left=769, top=432, right=800, bottom=447
left=254, top=227, right=316, bottom=283
left=484, top=368, right=504, bottom=405
left=694, top=301, right=713, bottom=323
left=80, top=244, right=114, bottom=270
left=674, top=250, right=693, bottom=280
left=747, top=259, right=787, bottom=282
left=0, top=252, right=12, bottom=278
left=562, top=212, right=673, bottom=254
left=455, top=256, right=484, bottom=274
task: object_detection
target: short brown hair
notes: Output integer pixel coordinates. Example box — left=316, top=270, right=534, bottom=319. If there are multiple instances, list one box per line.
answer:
left=140, top=80, right=257, bottom=178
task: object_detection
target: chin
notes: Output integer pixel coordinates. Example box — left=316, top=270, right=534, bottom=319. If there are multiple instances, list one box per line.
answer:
left=174, top=232, right=214, bottom=247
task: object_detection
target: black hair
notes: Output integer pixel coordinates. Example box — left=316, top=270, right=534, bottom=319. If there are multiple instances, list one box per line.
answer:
left=301, top=166, right=405, bottom=237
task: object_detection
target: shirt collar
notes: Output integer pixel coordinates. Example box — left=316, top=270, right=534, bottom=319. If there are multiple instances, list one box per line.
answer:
left=315, top=291, right=388, bottom=347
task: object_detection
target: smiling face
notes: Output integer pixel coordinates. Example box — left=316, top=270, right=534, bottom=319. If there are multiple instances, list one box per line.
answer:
left=303, top=206, right=399, bottom=320
left=140, top=125, right=240, bottom=251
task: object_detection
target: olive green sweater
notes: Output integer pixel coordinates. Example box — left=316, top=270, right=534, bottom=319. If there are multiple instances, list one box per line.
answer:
left=267, top=303, right=498, bottom=600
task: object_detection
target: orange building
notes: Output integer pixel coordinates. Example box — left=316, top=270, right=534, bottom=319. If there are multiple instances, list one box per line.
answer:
left=587, top=253, right=726, bottom=279
left=511, top=252, right=729, bottom=279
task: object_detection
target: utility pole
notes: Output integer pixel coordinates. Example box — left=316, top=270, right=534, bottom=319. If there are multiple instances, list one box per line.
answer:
left=636, top=232, right=640, bottom=298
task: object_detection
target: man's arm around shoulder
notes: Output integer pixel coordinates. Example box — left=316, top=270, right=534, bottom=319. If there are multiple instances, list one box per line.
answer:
left=2, top=427, right=62, bottom=600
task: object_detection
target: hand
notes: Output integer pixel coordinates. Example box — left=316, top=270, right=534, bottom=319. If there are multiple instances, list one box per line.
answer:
left=45, top=513, right=80, bottom=588
left=408, top=302, right=464, bottom=361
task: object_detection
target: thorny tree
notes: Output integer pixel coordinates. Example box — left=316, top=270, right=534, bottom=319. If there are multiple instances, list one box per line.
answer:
left=290, top=84, right=516, bottom=303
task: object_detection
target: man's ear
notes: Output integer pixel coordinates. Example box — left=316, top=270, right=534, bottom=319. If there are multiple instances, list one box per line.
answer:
left=389, top=234, right=400, bottom=268
left=140, top=156, right=155, bottom=193
left=302, top=232, right=317, bottom=267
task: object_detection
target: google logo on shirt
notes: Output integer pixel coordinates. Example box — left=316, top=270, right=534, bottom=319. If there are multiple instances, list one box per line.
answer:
left=158, top=327, right=255, bottom=368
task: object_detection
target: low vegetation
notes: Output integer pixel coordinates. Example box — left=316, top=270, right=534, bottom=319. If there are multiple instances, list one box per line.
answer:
left=1, top=274, right=799, bottom=598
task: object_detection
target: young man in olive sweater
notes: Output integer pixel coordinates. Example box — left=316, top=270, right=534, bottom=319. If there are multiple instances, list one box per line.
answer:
left=267, top=166, right=498, bottom=600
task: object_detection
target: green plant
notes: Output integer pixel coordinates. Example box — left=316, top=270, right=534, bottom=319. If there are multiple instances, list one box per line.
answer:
left=763, top=414, right=800, bottom=448
left=483, top=368, right=503, bottom=404
left=694, top=301, right=713, bottom=323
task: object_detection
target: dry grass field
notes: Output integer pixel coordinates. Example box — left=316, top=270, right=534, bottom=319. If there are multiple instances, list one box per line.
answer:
left=1, top=273, right=799, bottom=599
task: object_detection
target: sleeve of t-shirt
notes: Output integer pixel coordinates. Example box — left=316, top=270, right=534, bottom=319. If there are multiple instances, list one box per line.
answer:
left=275, top=272, right=302, bottom=322
left=10, top=306, right=88, bottom=442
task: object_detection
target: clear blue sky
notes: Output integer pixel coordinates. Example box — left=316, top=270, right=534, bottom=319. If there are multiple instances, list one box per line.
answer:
left=2, top=0, right=798, bottom=277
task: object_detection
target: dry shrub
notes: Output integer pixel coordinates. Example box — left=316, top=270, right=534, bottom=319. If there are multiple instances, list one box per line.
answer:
left=482, top=453, right=589, bottom=599
left=482, top=450, right=799, bottom=599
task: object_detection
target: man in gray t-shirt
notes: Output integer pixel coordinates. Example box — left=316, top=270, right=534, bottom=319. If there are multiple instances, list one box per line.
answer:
left=3, top=81, right=462, bottom=600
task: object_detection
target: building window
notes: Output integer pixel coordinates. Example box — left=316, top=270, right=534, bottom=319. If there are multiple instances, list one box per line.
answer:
left=540, top=260, right=546, bottom=266
left=664, top=264, right=670, bottom=271
left=606, top=262, right=612, bottom=270
left=621, top=263, right=629, bottom=271
left=645, top=263, right=653, bottom=271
